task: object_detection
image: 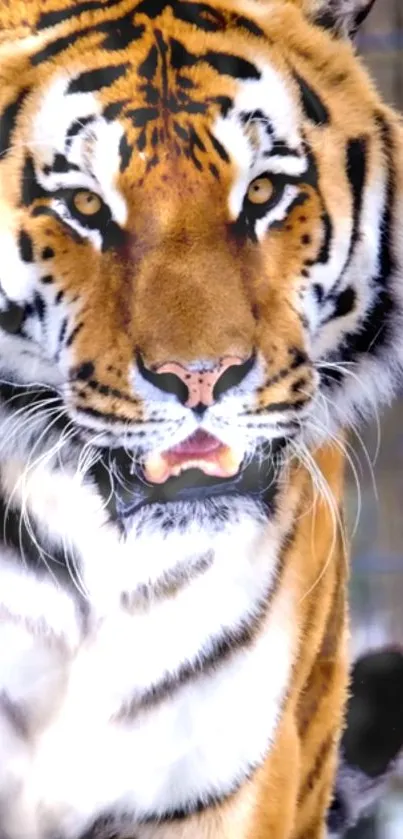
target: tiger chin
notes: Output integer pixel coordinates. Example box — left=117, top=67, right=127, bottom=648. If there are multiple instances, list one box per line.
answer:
left=0, top=0, right=401, bottom=838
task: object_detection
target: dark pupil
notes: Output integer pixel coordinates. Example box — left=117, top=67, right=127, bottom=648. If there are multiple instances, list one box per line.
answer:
left=77, top=193, right=98, bottom=214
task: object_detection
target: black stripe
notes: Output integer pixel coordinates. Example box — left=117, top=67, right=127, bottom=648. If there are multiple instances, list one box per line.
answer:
left=20, top=155, right=48, bottom=207
left=32, top=32, right=84, bottom=65
left=203, top=50, right=260, bottom=80
left=122, top=552, right=214, bottom=610
left=256, top=349, right=309, bottom=392
left=32, top=20, right=144, bottom=65
left=33, top=292, right=46, bottom=322
left=65, top=116, right=95, bottom=147
left=254, top=397, right=310, bottom=415
left=0, top=88, right=30, bottom=158
left=135, top=0, right=170, bottom=17
left=103, top=100, right=129, bottom=121
left=270, top=141, right=297, bottom=157
left=135, top=0, right=265, bottom=41
left=118, top=604, right=269, bottom=719
left=67, top=64, right=128, bottom=95
left=65, top=320, right=84, bottom=347
left=294, top=72, right=329, bottom=126
left=119, top=133, right=133, bottom=172
left=96, top=14, right=145, bottom=51
left=344, top=136, right=368, bottom=264
left=317, top=211, right=333, bottom=264
left=74, top=376, right=137, bottom=405
left=73, top=403, right=141, bottom=424
left=119, top=507, right=297, bottom=720
left=374, top=116, right=395, bottom=289
left=235, top=15, right=265, bottom=38
left=320, top=136, right=368, bottom=324
left=37, top=0, right=122, bottom=30
left=138, top=44, right=159, bottom=82
left=211, top=95, right=233, bottom=117
left=334, top=116, right=396, bottom=365
left=207, top=129, right=230, bottom=162
left=331, top=286, right=357, bottom=320
left=126, top=106, right=158, bottom=128
left=169, top=38, right=260, bottom=80
left=49, top=154, right=78, bottom=174
left=18, top=230, right=34, bottom=262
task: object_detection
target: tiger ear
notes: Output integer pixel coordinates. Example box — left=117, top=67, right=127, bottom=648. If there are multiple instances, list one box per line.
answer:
left=302, top=0, right=377, bottom=37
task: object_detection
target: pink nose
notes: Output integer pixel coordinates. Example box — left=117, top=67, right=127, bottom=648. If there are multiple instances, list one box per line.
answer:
left=156, top=357, right=246, bottom=408
left=137, top=352, right=255, bottom=410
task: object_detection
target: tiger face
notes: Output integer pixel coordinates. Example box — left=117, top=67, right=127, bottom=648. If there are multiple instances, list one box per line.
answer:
left=0, top=0, right=402, bottom=529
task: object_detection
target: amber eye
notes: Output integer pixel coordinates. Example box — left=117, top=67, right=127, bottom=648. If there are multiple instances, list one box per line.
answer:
left=247, top=176, right=274, bottom=205
left=72, top=190, right=102, bottom=216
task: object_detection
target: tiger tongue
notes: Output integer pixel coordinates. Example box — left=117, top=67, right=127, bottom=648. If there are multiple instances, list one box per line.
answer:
left=143, top=430, right=244, bottom=485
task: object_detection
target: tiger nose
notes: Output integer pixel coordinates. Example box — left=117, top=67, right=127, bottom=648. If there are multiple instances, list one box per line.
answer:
left=137, top=353, right=255, bottom=412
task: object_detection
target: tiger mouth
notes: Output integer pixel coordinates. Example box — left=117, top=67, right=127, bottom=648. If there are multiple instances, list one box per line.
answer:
left=91, top=430, right=287, bottom=524
left=0, top=379, right=285, bottom=522
left=142, top=430, right=245, bottom=484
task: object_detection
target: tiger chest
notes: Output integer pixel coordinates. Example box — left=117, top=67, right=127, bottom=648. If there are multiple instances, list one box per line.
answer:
left=0, top=518, right=294, bottom=838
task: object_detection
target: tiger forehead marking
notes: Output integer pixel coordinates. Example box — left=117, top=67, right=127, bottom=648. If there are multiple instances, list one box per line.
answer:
left=29, top=18, right=265, bottom=183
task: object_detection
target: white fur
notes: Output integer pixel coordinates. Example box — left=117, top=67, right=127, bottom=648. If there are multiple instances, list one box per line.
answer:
left=30, top=79, right=128, bottom=242
left=0, top=452, right=295, bottom=838
left=0, top=229, right=41, bottom=304
left=214, top=67, right=305, bottom=222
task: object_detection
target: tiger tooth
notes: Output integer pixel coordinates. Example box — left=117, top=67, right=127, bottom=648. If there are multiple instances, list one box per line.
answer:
left=171, top=459, right=216, bottom=476
left=217, top=446, right=244, bottom=477
left=143, top=452, right=170, bottom=484
left=143, top=444, right=245, bottom=484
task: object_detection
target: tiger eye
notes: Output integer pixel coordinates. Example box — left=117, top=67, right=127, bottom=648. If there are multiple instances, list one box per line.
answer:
left=247, top=176, right=274, bottom=205
left=73, top=190, right=102, bottom=216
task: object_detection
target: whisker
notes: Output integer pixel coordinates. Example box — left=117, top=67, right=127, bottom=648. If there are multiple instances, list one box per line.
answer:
left=290, top=438, right=347, bottom=605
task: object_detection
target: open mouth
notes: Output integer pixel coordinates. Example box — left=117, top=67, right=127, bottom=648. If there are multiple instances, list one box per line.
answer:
left=91, top=430, right=286, bottom=524
left=142, top=430, right=245, bottom=484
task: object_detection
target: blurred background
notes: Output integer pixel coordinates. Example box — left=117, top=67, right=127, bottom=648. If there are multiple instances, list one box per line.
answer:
left=342, top=3, right=402, bottom=835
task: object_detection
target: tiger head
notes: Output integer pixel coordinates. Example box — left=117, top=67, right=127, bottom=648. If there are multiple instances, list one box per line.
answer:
left=0, top=0, right=401, bottom=527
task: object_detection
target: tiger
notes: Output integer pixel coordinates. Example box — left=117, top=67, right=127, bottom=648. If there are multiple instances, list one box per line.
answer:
left=0, top=0, right=401, bottom=837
